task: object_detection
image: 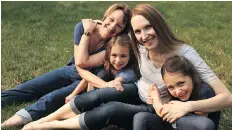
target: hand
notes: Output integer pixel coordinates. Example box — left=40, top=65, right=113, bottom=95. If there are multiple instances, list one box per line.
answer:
left=155, top=104, right=163, bottom=117
left=161, top=101, right=190, bottom=123
left=82, top=19, right=97, bottom=34
left=65, top=94, right=76, bottom=103
left=106, top=81, right=124, bottom=91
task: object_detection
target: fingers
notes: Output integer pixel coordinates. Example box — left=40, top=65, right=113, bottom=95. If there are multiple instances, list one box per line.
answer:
left=160, top=108, right=169, bottom=118
left=169, top=116, right=178, bottom=123
left=82, top=19, right=97, bottom=33
left=93, top=19, right=102, bottom=23
left=109, top=81, right=123, bottom=91
left=114, top=83, right=124, bottom=91
left=162, top=111, right=172, bottom=121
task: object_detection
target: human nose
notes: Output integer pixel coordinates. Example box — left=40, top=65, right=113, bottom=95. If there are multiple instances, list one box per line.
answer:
left=141, top=30, right=148, bottom=41
left=176, top=88, right=182, bottom=96
left=109, top=22, right=116, bottom=31
left=115, top=57, right=121, bottom=63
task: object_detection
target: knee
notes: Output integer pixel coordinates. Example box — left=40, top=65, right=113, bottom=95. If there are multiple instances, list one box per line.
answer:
left=133, top=112, right=162, bottom=130
left=133, top=112, right=149, bottom=123
left=177, top=116, right=215, bottom=130
left=97, top=102, right=122, bottom=117
left=196, top=118, right=215, bottom=130
left=133, top=112, right=160, bottom=125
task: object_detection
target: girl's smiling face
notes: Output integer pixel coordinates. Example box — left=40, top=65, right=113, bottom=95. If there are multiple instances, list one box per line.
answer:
left=110, top=44, right=130, bottom=70
left=163, top=72, right=193, bottom=101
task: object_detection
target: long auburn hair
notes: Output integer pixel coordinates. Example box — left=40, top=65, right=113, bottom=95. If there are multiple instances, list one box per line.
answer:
left=104, top=33, right=140, bottom=78
left=161, top=55, right=201, bottom=101
left=130, top=4, right=184, bottom=62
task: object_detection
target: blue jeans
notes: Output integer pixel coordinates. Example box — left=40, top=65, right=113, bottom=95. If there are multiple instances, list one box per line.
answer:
left=2, top=65, right=80, bottom=106
left=133, top=84, right=221, bottom=130
left=1, top=64, right=102, bottom=123
left=79, top=101, right=153, bottom=130
left=133, top=112, right=215, bottom=130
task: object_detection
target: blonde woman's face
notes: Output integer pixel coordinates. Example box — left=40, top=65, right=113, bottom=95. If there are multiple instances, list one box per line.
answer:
left=101, top=10, right=125, bottom=39
left=131, top=15, right=159, bottom=50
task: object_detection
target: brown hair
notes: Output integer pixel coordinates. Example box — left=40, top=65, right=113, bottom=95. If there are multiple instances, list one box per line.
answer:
left=130, top=4, right=184, bottom=61
left=104, top=33, right=140, bottom=77
left=102, top=3, right=131, bottom=33
left=161, top=55, right=201, bottom=101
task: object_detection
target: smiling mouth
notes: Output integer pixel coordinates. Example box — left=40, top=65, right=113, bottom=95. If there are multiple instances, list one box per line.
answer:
left=105, top=26, right=115, bottom=35
left=143, top=37, right=155, bottom=45
left=115, top=64, right=123, bottom=68
left=178, top=93, right=186, bottom=99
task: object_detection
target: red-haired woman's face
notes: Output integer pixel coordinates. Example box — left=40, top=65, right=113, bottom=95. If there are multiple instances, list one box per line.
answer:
left=131, top=15, right=158, bottom=50
left=163, top=72, right=193, bottom=101
left=100, top=10, right=125, bottom=39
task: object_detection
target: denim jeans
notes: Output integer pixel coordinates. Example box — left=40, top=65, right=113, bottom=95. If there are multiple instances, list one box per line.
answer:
left=79, top=101, right=154, bottom=130
left=133, top=84, right=221, bottom=130
left=133, top=112, right=216, bottom=130
left=1, top=64, right=103, bottom=123
left=2, top=65, right=80, bottom=106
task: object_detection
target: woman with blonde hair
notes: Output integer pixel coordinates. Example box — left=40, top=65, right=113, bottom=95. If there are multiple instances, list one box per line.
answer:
left=2, top=3, right=133, bottom=127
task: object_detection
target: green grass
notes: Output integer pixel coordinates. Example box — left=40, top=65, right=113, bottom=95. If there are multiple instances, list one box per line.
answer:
left=1, top=1, right=232, bottom=130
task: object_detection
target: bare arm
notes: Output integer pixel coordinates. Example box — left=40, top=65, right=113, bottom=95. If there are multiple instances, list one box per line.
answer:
left=161, top=78, right=232, bottom=123
left=65, top=79, right=88, bottom=103
left=76, top=66, right=124, bottom=91
left=74, top=45, right=105, bottom=68
left=76, top=66, right=108, bottom=88
left=71, top=79, right=88, bottom=96
left=187, top=77, right=232, bottom=112
left=74, top=19, right=105, bottom=68
left=74, top=35, right=90, bottom=66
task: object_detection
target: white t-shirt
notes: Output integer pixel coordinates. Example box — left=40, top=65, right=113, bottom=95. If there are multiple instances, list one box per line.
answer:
left=137, top=44, right=217, bottom=103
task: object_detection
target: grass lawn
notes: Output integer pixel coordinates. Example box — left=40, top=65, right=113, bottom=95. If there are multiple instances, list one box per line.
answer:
left=1, top=1, right=232, bottom=130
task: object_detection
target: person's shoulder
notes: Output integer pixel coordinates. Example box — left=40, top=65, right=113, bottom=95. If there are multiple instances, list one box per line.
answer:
left=179, top=44, right=199, bottom=56
left=75, top=21, right=84, bottom=29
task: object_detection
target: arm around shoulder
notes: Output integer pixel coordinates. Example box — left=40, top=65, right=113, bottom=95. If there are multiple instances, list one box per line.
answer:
left=187, top=77, right=232, bottom=112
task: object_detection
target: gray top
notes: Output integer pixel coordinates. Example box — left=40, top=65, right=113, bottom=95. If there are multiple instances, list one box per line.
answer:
left=114, top=68, right=137, bottom=84
left=137, top=44, right=217, bottom=103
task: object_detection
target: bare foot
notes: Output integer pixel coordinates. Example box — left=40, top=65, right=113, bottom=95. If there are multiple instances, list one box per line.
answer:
left=22, top=120, right=58, bottom=130
left=22, top=123, right=40, bottom=130
left=1, top=115, right=24, bottom=128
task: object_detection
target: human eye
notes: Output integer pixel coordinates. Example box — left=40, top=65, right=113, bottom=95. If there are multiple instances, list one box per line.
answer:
left=117, top=24, right=123, bottom=29
left=134, top=29, right=141, bottom=34
left=167, top=85, right=174, bottom=90
left=111, top=54, right=116, bottom=57
left=178, top=81, right=185, bottom=87
left=121, top=55, right=127, bottom=58
left=145, top=25, right=152, bottom=30
left=110, top=18, right=114, bottom=22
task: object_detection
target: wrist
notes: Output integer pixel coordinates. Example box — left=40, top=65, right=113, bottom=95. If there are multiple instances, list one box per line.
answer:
left=102, top=82, right=108, bottom=88
left=186, top=101, right=193, bottom=113
left=83, top=31, right=91, bottom=37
